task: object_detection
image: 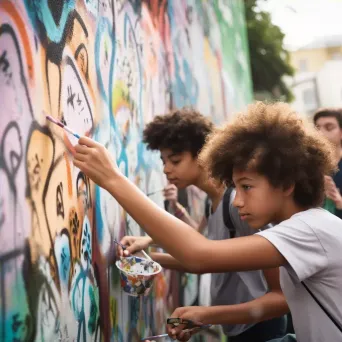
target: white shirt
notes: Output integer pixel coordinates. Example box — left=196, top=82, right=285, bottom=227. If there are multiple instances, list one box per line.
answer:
left=257, top=208, right=342, bottom=342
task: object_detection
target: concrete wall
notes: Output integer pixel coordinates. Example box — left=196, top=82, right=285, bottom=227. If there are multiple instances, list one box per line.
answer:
left=0, top=1, right=252, bottom=341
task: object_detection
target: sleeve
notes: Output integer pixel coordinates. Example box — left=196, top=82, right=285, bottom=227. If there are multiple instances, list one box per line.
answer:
left=257, top=218, right=328, bottom=281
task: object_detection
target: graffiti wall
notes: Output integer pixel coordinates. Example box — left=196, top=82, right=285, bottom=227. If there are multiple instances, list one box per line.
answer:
left=0, top=0, right=252, bottom=341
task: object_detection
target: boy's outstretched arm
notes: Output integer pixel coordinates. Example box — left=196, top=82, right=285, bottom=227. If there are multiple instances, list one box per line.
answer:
left=74, top=137, right=286, bottom=273
left=167, top=267, right=289, bottom=341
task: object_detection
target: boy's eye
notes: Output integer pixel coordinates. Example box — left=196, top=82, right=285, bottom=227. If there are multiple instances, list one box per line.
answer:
left=242, top=185, right=252, bottom=191
left=171, top=160, right=181, bottom=165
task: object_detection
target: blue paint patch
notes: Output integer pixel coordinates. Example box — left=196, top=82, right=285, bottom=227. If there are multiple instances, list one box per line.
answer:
left=95, top=185, right=104, bottom=244
left=24, top=0, right=76, bottom=43
left=95, top=18, right=116, bottom=104
left=55, top=233, right=71, bottom=285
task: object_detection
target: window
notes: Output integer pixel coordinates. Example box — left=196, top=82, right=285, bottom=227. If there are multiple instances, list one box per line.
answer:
left=331, top=52, right=342, bottom=60
left=303, top=88, right=317, bottom=110
left=298, top=59, right=308, bottom=72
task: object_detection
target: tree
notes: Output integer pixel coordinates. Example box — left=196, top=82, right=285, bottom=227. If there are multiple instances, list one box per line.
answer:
left=244, top=0, right=294, bottom=102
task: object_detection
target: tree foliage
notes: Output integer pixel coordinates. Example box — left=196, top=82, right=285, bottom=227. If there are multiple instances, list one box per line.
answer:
left=244, top=0, right=294, bottom=102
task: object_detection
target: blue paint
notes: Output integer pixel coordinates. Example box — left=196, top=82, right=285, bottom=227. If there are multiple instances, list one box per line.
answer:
left=59, top=245, right=71, bottom=284
left=24, top=0, right=76, bottom=43
left=95, top=185, right=104, bottom=244
left=95, top=18, right=115, bottom=104
left=172, top=56, right=199, bottom=108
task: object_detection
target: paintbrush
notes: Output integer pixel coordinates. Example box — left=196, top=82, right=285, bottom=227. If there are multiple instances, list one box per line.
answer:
left=146, top=188, right=164, bottom=196
left=45, top=114, right=81, bottom=139
left=141, top=324, right=212, bottom=340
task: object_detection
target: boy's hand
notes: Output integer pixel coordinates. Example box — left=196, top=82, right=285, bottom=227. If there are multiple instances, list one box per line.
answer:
left=73, top=137, right=119, bottom=191
left=163, top=184, right=178, bottom=210
left=118, top=236, right=153, bottom=257
left=324, top=176, right=342, bottom=209
left=167, top=306, right=208, bottom=341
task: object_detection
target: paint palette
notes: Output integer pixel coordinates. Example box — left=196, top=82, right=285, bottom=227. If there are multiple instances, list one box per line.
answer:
left=116, top=256, right=162, bottom=296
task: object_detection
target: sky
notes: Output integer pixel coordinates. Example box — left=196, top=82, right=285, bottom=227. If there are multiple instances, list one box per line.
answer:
left=258, top=0, right=342, bottom=50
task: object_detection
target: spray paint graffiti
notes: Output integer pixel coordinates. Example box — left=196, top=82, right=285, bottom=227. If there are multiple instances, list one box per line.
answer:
left=0, top=0, right=252, bottom=341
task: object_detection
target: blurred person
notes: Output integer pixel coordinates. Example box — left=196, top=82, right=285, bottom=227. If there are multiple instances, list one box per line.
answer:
left=314, top=108, right=342, bottom=218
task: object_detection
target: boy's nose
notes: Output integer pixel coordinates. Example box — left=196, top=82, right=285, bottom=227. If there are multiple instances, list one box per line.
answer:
left=233, top=190, right=244, bottom=208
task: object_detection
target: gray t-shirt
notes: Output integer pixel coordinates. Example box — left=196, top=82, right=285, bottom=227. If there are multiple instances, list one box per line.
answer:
left=257, top=208, right=342, bottom=342
left=208, top=189, right=268, bottom=336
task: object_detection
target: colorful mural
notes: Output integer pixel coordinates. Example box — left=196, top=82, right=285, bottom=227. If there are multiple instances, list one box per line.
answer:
left=0, top=0, right=252, bottom=341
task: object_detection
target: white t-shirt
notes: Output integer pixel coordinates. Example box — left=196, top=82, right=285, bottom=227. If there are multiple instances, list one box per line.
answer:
left=257, top=208, right=342, bottom=342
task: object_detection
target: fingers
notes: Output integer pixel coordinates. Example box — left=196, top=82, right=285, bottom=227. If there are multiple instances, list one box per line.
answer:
left=177, top=330, right=191, bottom=341
left=120, top=236, right=135, bottom=246
left=73, top=159, right=86, bottom=171
left=164, top=184, right=178, bottom=200
left=168, top=324, right=187, bottom=339
left=78, top=136, right=97, bottom=147
left=119, top=236, right=145, bottom=256
left=74, top=152, right=88, bottom=162
left=123, top=243, right=141, bottom=256
left=74, top=143, right=91, bottom=162
left=165, top=184, right=177, bottom=191
left=118, top=236, right=133, bottom=257
left=327, top=192, right=340, bottom=202
left=75, top=144, right=90, bottom=154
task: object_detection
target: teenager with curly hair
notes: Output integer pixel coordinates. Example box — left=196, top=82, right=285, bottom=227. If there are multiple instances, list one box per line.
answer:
left=119, top=107, right=287, bottom=342
left=73, top=102, right=342, bottom=342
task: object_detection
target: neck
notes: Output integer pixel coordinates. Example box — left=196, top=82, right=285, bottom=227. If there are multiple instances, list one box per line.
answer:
left=193, top=169, right=225, bottom=209
left=335, top=144, right=342, bottom=165
left=275, top=198, right=309, bottom=224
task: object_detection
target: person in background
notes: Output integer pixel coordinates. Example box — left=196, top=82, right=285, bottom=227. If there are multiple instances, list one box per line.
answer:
left=314, top=108, right=342, bottom=218
left=117, top=108, right=288, bottom=342
left=73, top=102, right=342, bottom=342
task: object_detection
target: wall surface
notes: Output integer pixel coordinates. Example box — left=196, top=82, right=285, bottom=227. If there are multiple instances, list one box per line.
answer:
left=0, top=0, right=252, bottom=341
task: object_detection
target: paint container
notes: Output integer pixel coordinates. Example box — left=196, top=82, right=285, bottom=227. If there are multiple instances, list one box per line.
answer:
left=116, top=256, right=162, bottom=296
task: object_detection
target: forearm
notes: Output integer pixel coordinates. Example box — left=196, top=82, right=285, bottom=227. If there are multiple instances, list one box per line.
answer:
left=171, top=202, right=201, bottom=230
left=178, top=211, right=199, bottom=230
left=202, top=292, right=289, bottom=325
left=108, top=174, right=207, bottom=269
left=107, top=174, right=286, bottom=272
left=150, top=253, right=200, bottom=273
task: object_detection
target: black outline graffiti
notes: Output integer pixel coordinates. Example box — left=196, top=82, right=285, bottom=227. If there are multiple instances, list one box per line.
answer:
left=0, top=122, right=23, bottom=195
left=0, top=24, right=34, bottom=119
left=45, top=11, right=89, bottom=114
left=56, top=182, right=64, bottom=219
left=64, top=56, right=94, bottom=130
left=75, top=43, right=89, bottom=80
left=76, top=171, right=92, bottom=210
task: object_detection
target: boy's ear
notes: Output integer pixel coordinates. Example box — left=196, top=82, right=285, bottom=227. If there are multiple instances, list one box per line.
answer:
left=283, top=183, right=295, bottom=197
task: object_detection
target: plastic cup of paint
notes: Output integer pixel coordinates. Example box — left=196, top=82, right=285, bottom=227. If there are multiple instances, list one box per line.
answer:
left=115, top=256, right=162, bottom=296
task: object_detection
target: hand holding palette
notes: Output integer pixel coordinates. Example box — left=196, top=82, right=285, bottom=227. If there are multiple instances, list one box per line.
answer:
left=116, top=256, right=162, bottom=296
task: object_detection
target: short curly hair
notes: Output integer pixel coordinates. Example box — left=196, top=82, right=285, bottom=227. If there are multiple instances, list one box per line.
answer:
left=199, top=102, right=336, bottom=207
left=143, top=107, right=214, bottom=156
left=313, top=108, right=342, bottom=128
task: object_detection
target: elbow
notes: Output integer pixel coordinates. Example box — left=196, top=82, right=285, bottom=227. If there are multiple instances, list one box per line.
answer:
left=183, top=245, right=212, bottom=274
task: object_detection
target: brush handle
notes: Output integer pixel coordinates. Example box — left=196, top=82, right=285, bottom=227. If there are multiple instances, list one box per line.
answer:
left=141, top=333, right=168, bottom=340
left=141, top=249, right=152, bottom=260
left=63, top=125, right=80, bottom=139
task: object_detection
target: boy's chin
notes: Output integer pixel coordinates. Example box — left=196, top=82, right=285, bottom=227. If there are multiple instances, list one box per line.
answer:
left=247, top=218, right=267, bottom=230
